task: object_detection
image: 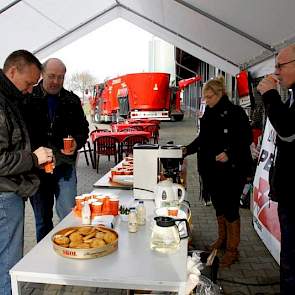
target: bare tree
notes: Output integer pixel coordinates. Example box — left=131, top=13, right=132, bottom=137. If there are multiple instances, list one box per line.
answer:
left=65, top=71, right=97, bottom=101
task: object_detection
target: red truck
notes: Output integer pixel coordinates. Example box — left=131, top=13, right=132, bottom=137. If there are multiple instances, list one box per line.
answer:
left=91, top=72, right=201, bottom=122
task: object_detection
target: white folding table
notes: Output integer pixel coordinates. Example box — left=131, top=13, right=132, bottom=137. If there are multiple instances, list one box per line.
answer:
left=10, top=188, right=187, bottom=294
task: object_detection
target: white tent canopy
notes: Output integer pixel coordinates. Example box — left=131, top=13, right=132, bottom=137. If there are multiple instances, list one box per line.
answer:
left=1, top=0, right=295, bottom=77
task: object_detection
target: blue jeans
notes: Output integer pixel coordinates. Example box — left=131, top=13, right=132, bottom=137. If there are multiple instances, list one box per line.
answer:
left=0, top=192, right=24, bottom=295
left=278, top=203, right=295, bottom=295
left=30, top=164, right=77, bottom=242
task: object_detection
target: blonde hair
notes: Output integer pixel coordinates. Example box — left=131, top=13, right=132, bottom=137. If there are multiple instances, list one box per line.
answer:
left=203, top=76, right=226, bottom=97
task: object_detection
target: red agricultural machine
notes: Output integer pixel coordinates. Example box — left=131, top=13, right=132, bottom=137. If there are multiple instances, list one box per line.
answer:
left=91, top=72, right=201, bottom=123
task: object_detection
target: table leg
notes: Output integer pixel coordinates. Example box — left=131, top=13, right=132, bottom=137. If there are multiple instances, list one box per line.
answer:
left=93, top=142, right=96, bottom=169
left=87, top=141, right=95, bottom=169
left=10, top=275, right=20, bottom=295
left=118, top=143, right=123, bottom=162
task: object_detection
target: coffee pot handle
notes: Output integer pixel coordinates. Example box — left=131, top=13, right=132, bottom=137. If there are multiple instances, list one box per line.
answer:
left=175, top=184, right=185, bottom=204
left=175, top=218, right=190, bottom=239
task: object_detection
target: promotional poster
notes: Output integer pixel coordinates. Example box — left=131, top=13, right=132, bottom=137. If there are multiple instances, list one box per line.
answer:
left=252, top=119, right=280, bottom=264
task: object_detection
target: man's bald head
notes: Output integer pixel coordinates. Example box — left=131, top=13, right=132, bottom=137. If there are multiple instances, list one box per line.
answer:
left=42, top=58, right=66, bottom=95
left=42, top=58, right=66, bottom=73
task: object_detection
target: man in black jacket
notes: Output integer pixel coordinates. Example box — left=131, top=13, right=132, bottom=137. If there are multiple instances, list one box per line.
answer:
left=0, top=50, right=53, bottom=295
left=258, top=44, right=295, bottom=295
left=23, top=58, right=89, bottom=242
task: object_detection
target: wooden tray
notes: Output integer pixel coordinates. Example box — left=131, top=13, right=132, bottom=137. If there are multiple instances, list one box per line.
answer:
left=52, top=226, right=118, bottom=259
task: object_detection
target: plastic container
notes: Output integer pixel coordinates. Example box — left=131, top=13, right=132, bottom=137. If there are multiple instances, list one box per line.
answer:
left=128, top=208, right=138, bottom=233
left=136, top=200, right=146, bottom=225
left=81, top=201, right=91, bottom=225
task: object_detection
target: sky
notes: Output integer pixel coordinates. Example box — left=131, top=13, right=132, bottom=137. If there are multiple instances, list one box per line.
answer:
left=46, top=18, right=153, bottom=83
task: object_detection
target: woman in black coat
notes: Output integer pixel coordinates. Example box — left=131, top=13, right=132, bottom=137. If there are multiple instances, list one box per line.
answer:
left=183, top=76, right=253, bottom=267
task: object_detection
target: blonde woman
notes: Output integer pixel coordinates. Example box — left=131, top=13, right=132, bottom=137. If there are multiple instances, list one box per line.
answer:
left=183, top=76, right=253, bottom=267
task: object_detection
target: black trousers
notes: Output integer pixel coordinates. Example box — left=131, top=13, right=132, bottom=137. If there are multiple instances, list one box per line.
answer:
left=278, top=203, right=295, bottom=295
left=208, top=174, right=244, bottom=223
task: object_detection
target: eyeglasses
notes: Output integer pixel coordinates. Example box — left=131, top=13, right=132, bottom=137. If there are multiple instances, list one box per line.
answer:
left=275, top=59, right=295, bottom=70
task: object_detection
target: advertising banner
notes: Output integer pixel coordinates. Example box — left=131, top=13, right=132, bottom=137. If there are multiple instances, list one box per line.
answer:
left=252, top=119, right=280, bottom=264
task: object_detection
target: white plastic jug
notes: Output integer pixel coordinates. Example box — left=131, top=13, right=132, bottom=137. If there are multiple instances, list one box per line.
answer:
left=154, top=179, right=185, bottom=208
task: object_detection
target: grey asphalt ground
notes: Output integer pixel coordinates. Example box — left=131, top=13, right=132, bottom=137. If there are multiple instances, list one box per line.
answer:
left=20, top=115, right=280, bottom=295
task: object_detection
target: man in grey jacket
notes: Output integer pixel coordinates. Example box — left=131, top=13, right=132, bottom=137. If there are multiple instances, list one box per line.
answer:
left=0, top=50, right=53, bottom=295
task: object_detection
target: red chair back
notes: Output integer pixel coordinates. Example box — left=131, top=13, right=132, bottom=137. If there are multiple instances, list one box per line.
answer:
left=143, top=125, right=159, bottom=144
left=120, top=126, right=143, bottom=132
left=121, top=135, right=149, bottom=156
left=90, top=128, right=110, bottom=141
left=95, top=136, right=119, bottom=155
left=94, top=135, right=120, bottom=171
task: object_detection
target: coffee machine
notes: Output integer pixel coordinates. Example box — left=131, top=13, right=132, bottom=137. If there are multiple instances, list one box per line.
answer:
left=133, top=143, right=184, bottom=200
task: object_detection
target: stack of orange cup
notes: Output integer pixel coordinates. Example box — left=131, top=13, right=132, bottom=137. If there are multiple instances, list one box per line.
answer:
left=96, top=196, right=105, bottom=206
left=110, top=198, right=119, bottom=215
left=75, top=195, right=85, bottom=211
left=82, top=194, right=92, bottom=201
left=75, top=193, right=120, bottom=217
left=103, top=197, right=111, bottom=214
left=87, top=198, right=97, bottom=205
left=91, top=201, right=103, bottom=217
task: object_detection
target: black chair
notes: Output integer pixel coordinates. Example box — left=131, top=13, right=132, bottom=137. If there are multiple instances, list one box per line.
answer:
left=80, top=128, right=110, bottom=169
left=80, top=140, right=95, bottom=168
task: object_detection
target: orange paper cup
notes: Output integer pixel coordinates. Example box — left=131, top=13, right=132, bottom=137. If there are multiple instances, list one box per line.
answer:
left=87, top=198, right=97, bottom=204
left=91, top=201, right=103, bottom=216
left=168, top=207, right=179, bottom=217
left=75, top=195, right=85, bottom=211
left=110, top=198, right=119, bottom=216
left=102, top=197, right=111, bottom=214
left=43, top=161, right=54, bottom=173
left=63, top=137, right=73, bottom=153
left=82, top=194, right=92, bottom=201
left=96, top=196, right=106, bottom=206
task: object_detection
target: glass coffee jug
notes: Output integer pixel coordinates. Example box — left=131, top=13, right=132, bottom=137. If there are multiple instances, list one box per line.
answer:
left=150, top=216, right=189, bottom=253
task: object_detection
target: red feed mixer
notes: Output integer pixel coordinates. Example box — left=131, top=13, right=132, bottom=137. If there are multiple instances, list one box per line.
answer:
left=91, top=72, right=201, bottom=122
